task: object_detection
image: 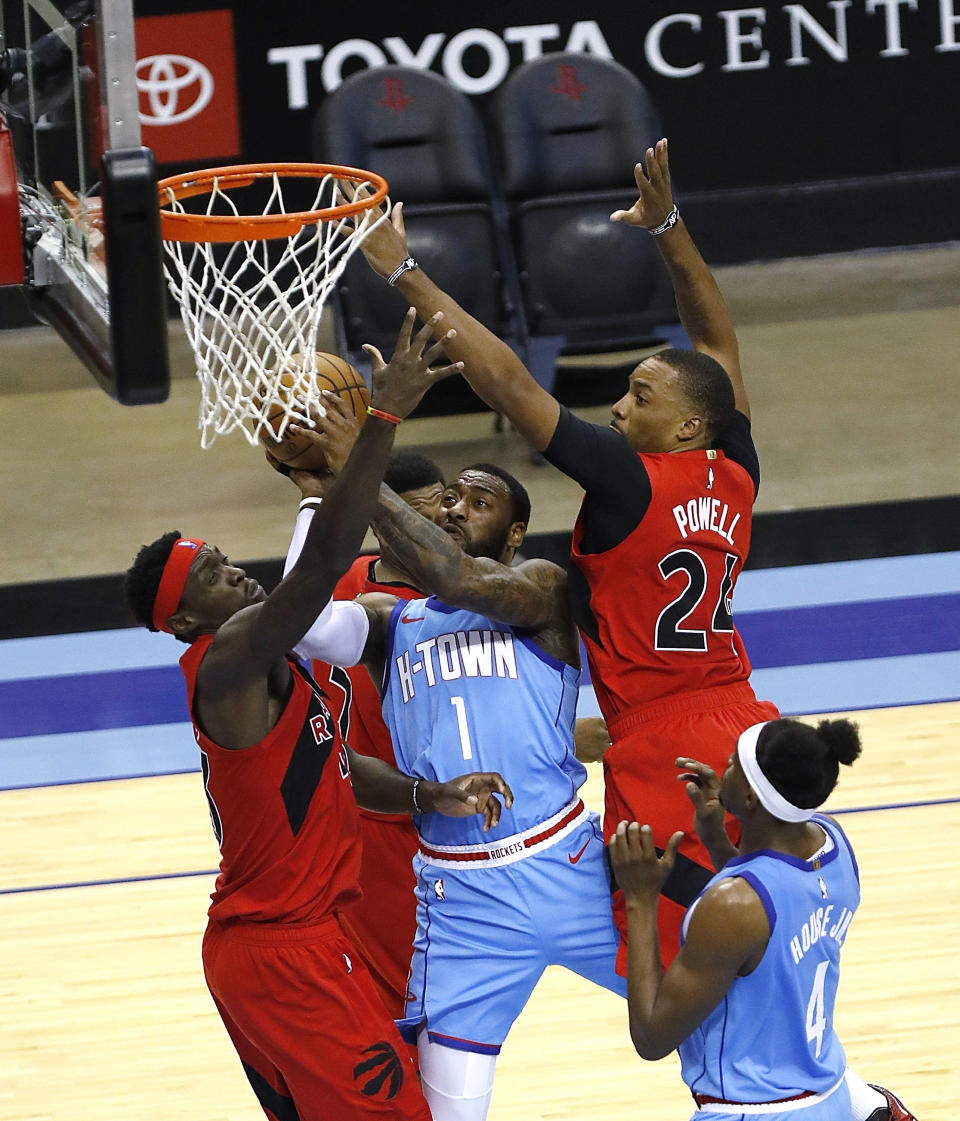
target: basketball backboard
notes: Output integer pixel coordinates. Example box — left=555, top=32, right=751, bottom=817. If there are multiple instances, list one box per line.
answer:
left=0, top=0, right=169, bottom=404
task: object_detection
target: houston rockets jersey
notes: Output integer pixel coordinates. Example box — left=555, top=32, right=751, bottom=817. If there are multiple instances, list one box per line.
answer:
left=571, top=447, right=756, bottom=719
left=180, top=635, right=362, bottom=924
left=679, top=815, right=859, bottom=1102
left=381, top=597, right=584, bottom=846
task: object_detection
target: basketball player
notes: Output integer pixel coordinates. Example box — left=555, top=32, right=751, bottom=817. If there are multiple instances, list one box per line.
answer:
left=281, top=425, right=626, bottom=1121
left=609, top=718, right=915, bottom=1121
left=352, top=145, right=913, bottom=1121
left=121, top=312, right=513, bottom=1121
left=296, top=433, right=611, bottom=1034
left=310, top=450, right=446, bottom=1028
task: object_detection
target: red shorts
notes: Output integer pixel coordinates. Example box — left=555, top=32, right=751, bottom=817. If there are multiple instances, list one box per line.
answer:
left=202, top=915, right=431, bottom=1121
left=603, top=683, right=780, bottom=971
left=340, top=812, right=419, bottom=1019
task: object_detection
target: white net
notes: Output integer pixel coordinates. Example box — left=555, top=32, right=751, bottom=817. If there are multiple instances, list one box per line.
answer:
left=161, top=170, right=386, bottom=448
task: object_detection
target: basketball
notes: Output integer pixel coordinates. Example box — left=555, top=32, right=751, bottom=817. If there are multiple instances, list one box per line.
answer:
left=256, top=352, right=370, bottom=471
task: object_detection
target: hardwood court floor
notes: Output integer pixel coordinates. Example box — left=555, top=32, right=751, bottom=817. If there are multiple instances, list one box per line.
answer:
left=2, top=700, right=956, bottom=1121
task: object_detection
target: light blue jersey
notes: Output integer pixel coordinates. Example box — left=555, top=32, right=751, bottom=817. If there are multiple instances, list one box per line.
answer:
left=381, top=596, right=625, bottom=1052
left=382, top=597, right=586, bottom=845
left=679, top=814, right=860, bottom=1111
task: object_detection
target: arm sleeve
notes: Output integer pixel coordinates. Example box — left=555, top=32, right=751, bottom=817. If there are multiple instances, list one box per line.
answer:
left=283, top=499, right=322, bottom=577
left=716, top=411, right=761, bottom=496
left=292, top=600, right=370, bottom=667
left=543, top=405, right=653, bottom=554
left=284, top=498, right=370, bottom=666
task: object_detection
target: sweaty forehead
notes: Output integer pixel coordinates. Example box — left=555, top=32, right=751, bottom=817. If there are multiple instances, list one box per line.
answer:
left=454, top=470, right=510, bottom=500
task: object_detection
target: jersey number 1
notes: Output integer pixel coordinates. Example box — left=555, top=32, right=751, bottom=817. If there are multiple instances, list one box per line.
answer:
left=450, top=695, right=474, bottom=760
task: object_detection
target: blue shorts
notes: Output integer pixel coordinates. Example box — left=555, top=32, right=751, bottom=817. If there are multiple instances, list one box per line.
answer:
left=398, top=814, right=626, bottom=1053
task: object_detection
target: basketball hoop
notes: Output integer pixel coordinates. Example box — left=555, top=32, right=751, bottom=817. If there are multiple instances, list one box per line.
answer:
left=158, top=163, right=389, bottom=448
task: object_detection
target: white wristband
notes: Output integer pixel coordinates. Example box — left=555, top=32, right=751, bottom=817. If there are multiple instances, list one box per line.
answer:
left=649, top=205, right=680, bottom=236
left=387, top=257, right=419, bottom=286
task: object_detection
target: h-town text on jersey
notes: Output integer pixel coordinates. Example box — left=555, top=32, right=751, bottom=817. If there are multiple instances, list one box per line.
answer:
left=395, top=630, right=519, bottom=702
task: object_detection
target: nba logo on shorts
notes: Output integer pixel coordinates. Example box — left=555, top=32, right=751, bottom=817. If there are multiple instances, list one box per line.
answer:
left=435, top=879, right=445, bottom=900
left=134, top=9, right=241, bottom=164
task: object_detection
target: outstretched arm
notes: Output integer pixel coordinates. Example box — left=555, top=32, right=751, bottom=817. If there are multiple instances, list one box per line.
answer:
left=611, top=139, right=748, bottom=417
left=203, top=312, right=458, bottom=686
left=357, top=201, right=562, bottom=453
left=276, top=391, right=569, bottom=632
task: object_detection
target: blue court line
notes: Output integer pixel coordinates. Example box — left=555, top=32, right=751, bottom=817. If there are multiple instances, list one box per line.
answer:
left=735, top=551, right=960, bottom=611
left=738, top=593, right=960, bottom=670
left=749, top=650, right=960, bottom=715
left=1, top=552, right=955, bottom=683
left=0, top=625, right=184, bottom=681
left=0, top=721, right=199, bottom=790
left=3, top=794, right=956, bottom=899
left=2, top=592, right=957, bottom=740
left=0, top=868, right=218, bottom=896
left=2, top=655, right=958, bottom=791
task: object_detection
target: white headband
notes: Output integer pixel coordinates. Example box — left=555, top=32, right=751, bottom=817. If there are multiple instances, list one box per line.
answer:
left=737, top=722, right=815, bottom=823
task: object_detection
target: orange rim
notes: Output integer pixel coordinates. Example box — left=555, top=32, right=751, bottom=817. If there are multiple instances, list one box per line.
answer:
left=158, top=162, right=389, bottom=244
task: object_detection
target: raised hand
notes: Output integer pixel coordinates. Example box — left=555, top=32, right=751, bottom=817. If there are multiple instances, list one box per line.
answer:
left=368, top=306, right=464, bottom=420
left=675, top=756, right=739, bottom=869
left=608, top=821, right=684, bottom=901
left=282, top=390, right=362, bottom=479
left=610, top=137, right=675, bottom=231
left=424, top=771, right=515, bottom=831
left=342, top=180, right=411, bottom=280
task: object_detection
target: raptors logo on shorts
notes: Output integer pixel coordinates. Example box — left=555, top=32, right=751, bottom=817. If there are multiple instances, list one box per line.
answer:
left=353, top=1041, right=404, bottom=1099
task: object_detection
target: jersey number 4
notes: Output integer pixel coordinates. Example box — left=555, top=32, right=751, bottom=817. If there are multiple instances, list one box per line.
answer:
left=655, top=549, right=737, bottom=652
left=805, top=959, right=830, bottom=1058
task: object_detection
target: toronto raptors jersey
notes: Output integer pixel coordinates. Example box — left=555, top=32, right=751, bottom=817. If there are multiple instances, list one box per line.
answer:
left=180, top=634, right=362, bottom=924
left=572, top=448, right=755, bottom=718
left=310, top=555, right=421, bottom=795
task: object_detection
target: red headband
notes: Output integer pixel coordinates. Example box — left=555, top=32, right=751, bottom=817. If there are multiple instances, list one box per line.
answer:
left=152, top=538, right=206, bottom=633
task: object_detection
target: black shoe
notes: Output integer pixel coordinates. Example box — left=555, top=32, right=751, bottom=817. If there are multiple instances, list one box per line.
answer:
left=865, top=1085, right=917, bottom=1121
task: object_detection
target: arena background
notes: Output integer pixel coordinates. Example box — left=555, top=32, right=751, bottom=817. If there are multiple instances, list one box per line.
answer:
left=0, top=3, right=958, bottom=1119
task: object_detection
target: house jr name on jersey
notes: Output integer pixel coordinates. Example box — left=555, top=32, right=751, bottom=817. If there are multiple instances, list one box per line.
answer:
left=395, top=628, right=518, bottom=702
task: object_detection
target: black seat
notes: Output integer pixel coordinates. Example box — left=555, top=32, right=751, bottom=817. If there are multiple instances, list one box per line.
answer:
left=489, top=53, right=683, bottom=396
left=312, top=65, right=522, bottom=417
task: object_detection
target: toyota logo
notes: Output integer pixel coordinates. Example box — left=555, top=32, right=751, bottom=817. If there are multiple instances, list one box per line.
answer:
left=137, top=54, right=214, bottom=125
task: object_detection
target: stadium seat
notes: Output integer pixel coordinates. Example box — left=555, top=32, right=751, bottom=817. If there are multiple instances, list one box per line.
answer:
left=488, top=52, right=684, bottom=396
left=312, top=65, right=523, bottom=417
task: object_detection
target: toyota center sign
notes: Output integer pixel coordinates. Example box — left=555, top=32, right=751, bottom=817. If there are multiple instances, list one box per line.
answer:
left=131, top=1, right=959, bottom=255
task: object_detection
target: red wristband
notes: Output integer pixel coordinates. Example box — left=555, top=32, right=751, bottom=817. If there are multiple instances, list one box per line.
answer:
left=366, top=406, right=401, bottom=426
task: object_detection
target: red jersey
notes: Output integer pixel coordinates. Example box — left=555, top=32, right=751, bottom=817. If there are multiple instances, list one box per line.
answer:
left=180, top=634, right=362, bottom=925
left=311, top=554, right=423, bottom=1019
left=311, top=554, right=421, bottom=787
left=572, top=447, right=755, bottom=719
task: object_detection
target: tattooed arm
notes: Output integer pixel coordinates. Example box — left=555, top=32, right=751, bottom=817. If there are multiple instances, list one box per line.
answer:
left=372, top=485, right=579, bottom=665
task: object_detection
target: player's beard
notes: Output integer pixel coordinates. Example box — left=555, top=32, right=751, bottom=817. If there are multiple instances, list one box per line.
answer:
left=464, top=525, right=511, bottom=562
